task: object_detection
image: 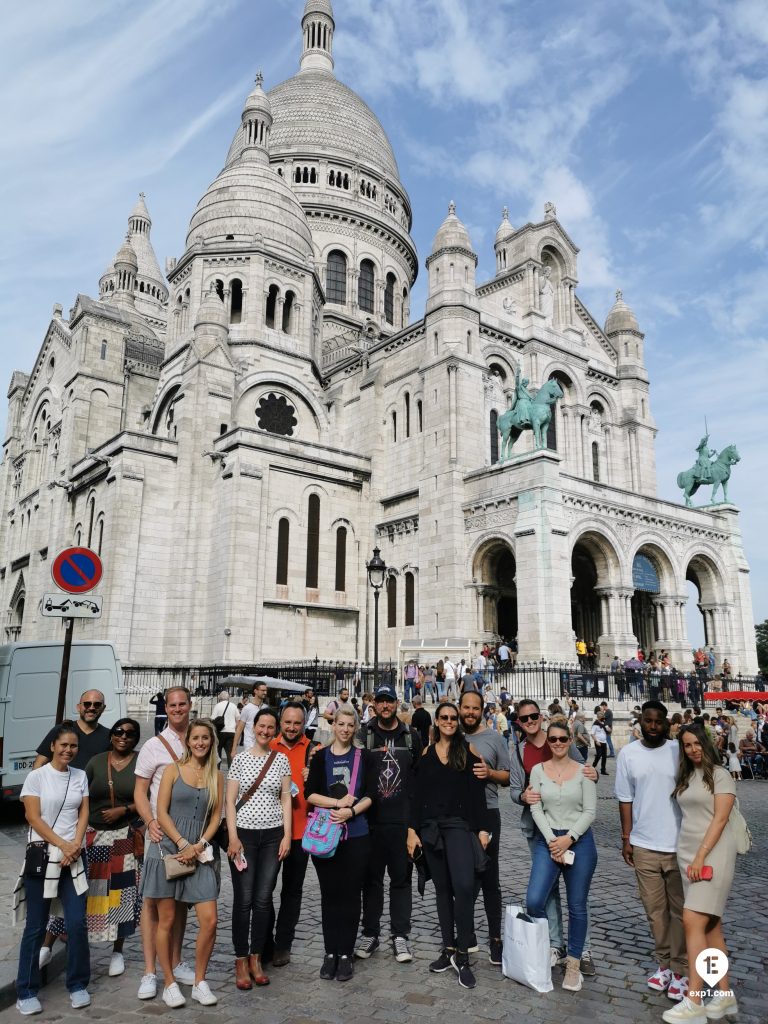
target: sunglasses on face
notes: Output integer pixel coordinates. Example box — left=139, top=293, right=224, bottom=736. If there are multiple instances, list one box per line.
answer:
left=518, top=712, right=540, bottom=724
left=112, top=728, right=138, bottom=739
left=548, top=736, right=570, bottom=744
left=438, top=714, right=459, bottom=722
left=81, top=701, right=104, bottom=709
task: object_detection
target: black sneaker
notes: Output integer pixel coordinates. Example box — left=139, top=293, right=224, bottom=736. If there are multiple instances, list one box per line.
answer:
left=429, top=948, right=454, bottom=973
left=336, top=955, right=354, bottom=982
left=355, top=935, right=380, bottom=959
left=489, top=938, right=503, bottom=966
left=392, top=936, right=413, bottom=963
left=450, top=951, right=476, bottom=989
left=320, top=954, right=337, bottom=980
left=580, top=950, right=596, bottom=977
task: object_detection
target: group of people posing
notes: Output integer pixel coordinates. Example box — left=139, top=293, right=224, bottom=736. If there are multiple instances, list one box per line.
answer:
left=14, top=683, right=744, bottom=1024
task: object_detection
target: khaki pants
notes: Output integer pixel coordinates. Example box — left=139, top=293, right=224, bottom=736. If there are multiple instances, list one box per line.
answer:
left=633, top=847, right=687, bottom=975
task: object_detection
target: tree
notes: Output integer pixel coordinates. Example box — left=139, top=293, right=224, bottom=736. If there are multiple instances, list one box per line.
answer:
left=756, top=620, right=768, bottom=671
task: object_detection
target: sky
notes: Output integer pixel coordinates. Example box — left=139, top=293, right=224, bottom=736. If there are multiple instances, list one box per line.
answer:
left=0, top=0, right=766, bottom=642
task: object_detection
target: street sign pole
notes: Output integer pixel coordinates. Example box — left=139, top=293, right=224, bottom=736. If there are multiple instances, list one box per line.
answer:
left=55, top=617, right=75, bottom=724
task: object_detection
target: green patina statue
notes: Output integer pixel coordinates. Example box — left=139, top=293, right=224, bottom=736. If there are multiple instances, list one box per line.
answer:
left=677, top=434, right=740, bottom=507
left=497, top=367, right=563, bottom=457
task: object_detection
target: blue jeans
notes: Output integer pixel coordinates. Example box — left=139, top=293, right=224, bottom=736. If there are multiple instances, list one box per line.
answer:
left=424, top=682, right=438, bottom=703
left=17, top=866, right=90, bottom=999
left=606, top=733, right=615, bottom=757
left=404, top=679, right=416, bottom=701
left=526, top=830, right=597, bottom=960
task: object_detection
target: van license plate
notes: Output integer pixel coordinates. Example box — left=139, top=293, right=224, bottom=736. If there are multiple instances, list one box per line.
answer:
left=13, top=759, right=35, bottom=771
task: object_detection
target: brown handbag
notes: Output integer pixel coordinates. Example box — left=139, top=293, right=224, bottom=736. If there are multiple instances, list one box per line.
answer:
left=215, top=750, right=278, bottom=850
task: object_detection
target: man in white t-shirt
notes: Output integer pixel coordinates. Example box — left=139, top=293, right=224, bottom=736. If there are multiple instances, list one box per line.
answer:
left=230, top=682, right=268, bottom=759
left=615, top=700, right=687, bottom=1002
left=211, top=690, right=239, bottom=765
left=133, top=686, right=192, bottom=1001
left=443, top=659, right=457, bottom=699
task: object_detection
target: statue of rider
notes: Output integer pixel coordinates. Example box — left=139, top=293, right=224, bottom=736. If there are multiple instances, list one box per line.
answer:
left=512, top=366, right=534, bottom=426
left=694, top=435, right=717, bottom=484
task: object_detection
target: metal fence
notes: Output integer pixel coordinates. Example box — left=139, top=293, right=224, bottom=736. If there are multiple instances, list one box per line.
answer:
left=122, top=658, right=767, bottom=707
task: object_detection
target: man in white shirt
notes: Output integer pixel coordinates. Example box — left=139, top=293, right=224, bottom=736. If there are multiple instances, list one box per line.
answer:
left=443, top=659, right=457, bottom=699
left=133, top=687, right=192, bottom=1001
left=230, top=681, right=268, bottom=759
left=615, top=700, right=687, bottom=1002
left=211, top=690, right=239, bottom=765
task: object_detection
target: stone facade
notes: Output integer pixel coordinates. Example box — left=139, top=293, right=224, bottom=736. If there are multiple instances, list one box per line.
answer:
left=0, top=1, right=758, bottom=673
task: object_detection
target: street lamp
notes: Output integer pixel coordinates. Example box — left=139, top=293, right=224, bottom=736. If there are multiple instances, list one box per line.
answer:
left=367, top=546, right=387, bottom=688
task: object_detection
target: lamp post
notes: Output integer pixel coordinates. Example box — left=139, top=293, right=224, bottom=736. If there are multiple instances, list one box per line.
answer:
left=367, top=546, right=387, bottom=689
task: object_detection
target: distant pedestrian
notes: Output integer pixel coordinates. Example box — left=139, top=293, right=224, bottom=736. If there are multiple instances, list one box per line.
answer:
left=211, top=691, right=238, bottom=766
left=410, top=695, right=432, bottom=748
left=150, top=691, right=167, bottom=735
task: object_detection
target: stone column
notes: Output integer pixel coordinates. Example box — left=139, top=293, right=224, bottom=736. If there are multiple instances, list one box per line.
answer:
left=525, top=262, right=535, bottom=311
left=447, top=363, right=458, bottom=463
left=532, top=266, right=540, bottom=310
left=276, top=295, right=285, bottom=331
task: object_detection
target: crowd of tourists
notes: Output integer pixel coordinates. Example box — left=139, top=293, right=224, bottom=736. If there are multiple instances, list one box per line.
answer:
left=13, top=681, right=749, bottom=1024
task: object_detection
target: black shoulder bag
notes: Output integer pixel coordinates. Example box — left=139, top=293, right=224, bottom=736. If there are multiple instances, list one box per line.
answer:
left=24, top=770, right=71, bottom=878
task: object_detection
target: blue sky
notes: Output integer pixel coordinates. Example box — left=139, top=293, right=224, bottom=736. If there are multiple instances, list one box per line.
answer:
left=1, top=0, right=766, bottom=640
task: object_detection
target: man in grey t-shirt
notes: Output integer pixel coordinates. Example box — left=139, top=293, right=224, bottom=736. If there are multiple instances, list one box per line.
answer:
left=459, top=691, right=511, bottom=966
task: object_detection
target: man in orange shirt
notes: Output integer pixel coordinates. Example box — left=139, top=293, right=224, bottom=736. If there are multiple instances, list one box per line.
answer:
left=266, top=703, right=312, bottom=967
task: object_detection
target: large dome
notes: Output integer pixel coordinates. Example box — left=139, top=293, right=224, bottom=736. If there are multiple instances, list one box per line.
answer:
left=227, top=70, right=400, bottom=184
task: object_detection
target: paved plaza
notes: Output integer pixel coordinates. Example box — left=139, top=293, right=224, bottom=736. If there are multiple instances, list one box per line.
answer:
left=2, top=764, right=766, bottom=1024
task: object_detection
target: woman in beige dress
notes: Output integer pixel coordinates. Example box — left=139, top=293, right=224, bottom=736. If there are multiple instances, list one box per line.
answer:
left=662, top=726, right=738, bottom=1024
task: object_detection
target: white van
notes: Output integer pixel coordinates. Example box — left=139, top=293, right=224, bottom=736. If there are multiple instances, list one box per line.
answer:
left=0, top=641, right=125, bottom=799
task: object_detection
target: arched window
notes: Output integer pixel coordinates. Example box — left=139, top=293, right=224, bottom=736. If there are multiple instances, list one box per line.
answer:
left=358, top=259, right=375, bottom=313
left=546, top=371, right=572, bottom=451
left=305, top=494, right=320, bottom=589
left=276, top=518, right=290, bottom=586
left=215, top=279, right=225, bottom=302
left=282, top=290, right=295, bottom=333
left=391, top=410, right=397, bottom=443
left=387, top=574, right=397, bottom=627
left=328, top=170, right=335, bottom=186
left=490, top=410, right=499, bottom=464
left=404, top=393, right=410, bottom=438
left=309, top=167, right=317, bottom=184
left=402, top=286, right=408, bottom=328
left=86, top=497, right=96, bottom=548
left=384, top=272, right=396, bottom=324
left=294, top=167, right=302, bottom=184
left=417, top=399, right=423, bottom=432
left=592, top=441, right=600, bottom=482
left=326, top=250, right=347, bottom=305
left=265, top=284, right=279, bottom=329
left=230, top=279, right=243, bottom=324
left=97, top=517, right=105, bottom=556
left=100, top=340, right=107, bottom=360
left=405, top=571, right=415, bottom=626
left=335, top=526, right=347, bottom=592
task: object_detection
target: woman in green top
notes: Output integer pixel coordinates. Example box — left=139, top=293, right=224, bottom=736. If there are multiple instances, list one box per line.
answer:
left=525, top=720, right=597, bottom=994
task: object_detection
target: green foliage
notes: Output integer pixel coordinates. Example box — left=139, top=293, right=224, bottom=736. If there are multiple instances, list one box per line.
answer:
left=757, top=620, right=768, bottom=671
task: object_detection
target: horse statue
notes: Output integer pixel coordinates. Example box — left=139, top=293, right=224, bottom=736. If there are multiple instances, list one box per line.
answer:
left=676, top=444, right=740, bottom=507
left=497, top=377, right=563, bottom=458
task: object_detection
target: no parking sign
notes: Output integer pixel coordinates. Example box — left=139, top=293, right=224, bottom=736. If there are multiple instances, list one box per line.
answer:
left=51, top=547, right=103, bottom=594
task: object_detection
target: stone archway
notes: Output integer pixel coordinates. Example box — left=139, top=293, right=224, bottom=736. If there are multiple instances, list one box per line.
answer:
left=472, top=540, right=518, bottom=641
left=629, top=542, right=681, bottom=661
left=685, top=551, right=728, bottom=662
left=569, top=530, right=626, bottom=662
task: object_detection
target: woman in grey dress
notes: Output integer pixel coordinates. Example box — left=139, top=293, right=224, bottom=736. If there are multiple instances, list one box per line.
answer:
left=663, top=726, right=738, bottom=1024
left=143, top=719, right=223, bottom=1009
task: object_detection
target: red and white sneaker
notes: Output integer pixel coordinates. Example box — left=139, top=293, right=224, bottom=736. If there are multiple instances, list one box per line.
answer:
left=668, top=974, right=689, bottom=1001
left=648, top=967, right=673, bottom=992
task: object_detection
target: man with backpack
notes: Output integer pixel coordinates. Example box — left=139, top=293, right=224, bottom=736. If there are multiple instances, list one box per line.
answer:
left=211, top=690, right=238, bottom=765
left=355, top=684, right=422, bottom=964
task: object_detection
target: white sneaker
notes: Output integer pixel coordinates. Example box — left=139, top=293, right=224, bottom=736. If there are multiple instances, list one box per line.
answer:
left=550, top=945, right=566, bottom=968
left=38, top=947, right=52, bottom=969
left=191, top=980, right=218, bottom=1006
left=173, top=960, right=195, bottom=985
left=648, top=966, right=674, bottom=992
left=162, top=983, right=186, bottom=1008
left=668, top=974, right=688, bottom=1001
left=137, top=973, right=157, bottom=999
left=108, top=952, right=125, bottom=977
left=15, top=998, right=42, bottom=1016
left=704, top=991, right=739, bottom=1020
left=662, top=996, right=708, bottom=1024
left=70, top=990, right=91, bottom=1009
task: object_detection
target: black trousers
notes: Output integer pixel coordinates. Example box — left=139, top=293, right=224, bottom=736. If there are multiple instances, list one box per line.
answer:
left=423, top=827, right=477, bottom=952
left=218, top=731, right=235, bottom=765
left=314, top=834, right=370, bottom=956
left=229, top=826, right=283, bottom=957
left=478, top=808, right=502, bottom=938
left=593, top=742, right=608, bottom=773
left=361, top=822, right=412, bottom=938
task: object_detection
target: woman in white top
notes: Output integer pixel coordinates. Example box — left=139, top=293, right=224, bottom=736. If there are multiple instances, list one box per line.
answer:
left=16, top=722, right=90, bottom=1016
left=226, top=706, right=292, bottom=990
left=590, top=714, right=609, bottom=775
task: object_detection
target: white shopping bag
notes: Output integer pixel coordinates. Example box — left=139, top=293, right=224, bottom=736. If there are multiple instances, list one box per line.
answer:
left=502, top=903, right=553, bottom=993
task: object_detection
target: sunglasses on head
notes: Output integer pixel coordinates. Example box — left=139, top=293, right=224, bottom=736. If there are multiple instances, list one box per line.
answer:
left=81, top=701, right=104, bottom=709
left=518, top=712, right=540, bottom=723
left=548, top=735, right=570, bottom=744
left=112, top=727, right=137, bottom=739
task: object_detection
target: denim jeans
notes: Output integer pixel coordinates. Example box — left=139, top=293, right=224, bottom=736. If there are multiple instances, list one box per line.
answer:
left=424, top=682, right=438, bottom=703
left=17, top=866, right=90, bottom=999
left=526, top=829, right=597, bottom=960
left=229, top=825, right=283, bottom=957
left=404, top=679, right=416, bottom=702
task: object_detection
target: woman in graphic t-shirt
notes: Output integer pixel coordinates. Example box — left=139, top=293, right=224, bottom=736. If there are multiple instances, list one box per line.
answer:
left=15, top=722, right=90, bottom=1015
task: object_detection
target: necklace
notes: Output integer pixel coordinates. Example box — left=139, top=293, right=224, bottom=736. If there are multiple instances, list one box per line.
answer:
left=109, top=752, right=131, bottom=770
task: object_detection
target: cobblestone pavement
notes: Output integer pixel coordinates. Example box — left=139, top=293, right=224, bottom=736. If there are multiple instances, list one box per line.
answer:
left=3, top=770, right=766, bottom=1024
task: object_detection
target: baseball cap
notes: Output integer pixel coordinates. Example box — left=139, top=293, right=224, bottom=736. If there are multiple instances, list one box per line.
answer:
left=374, top=685, right=398, bottom=701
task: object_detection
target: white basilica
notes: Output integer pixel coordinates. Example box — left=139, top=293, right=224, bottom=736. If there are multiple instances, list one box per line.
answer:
left=0, top=0, right=758, bottom=674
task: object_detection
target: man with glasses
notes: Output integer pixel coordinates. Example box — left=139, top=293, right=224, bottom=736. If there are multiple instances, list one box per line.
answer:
left=34, top=689, right=112, bottom=967
left=510, top=699, right=599, bottom=976
left=231, top=681, right=268, bottom=760
left=356, top=684, right=422, bottom=964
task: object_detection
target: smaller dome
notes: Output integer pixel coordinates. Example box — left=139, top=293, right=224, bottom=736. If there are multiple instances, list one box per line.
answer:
left=495, top=206, right=513, bottom=245
left=243, top=72, right=272, bottom=120
left=115, top=236, right=138, bottom=269
left=605, top=289, right=640, bottom=335
left=304, top=0, right=334, bottom=17
left=195, top=287, right=229, bottom=331
left=431, top=200, right=474, bottom=254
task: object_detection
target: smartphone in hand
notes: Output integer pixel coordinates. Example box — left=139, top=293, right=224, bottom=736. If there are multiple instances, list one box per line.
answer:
left=700, top=865, right=713, bottom=881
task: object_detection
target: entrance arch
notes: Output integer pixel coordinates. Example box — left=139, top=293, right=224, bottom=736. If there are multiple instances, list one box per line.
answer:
left=685, top=551, right=727, bottom=652
left=571, top=543, right=602, bottom=646
left=629, top=542, right=677, bottom=657
left=472, top=540, right=518, bottom=640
